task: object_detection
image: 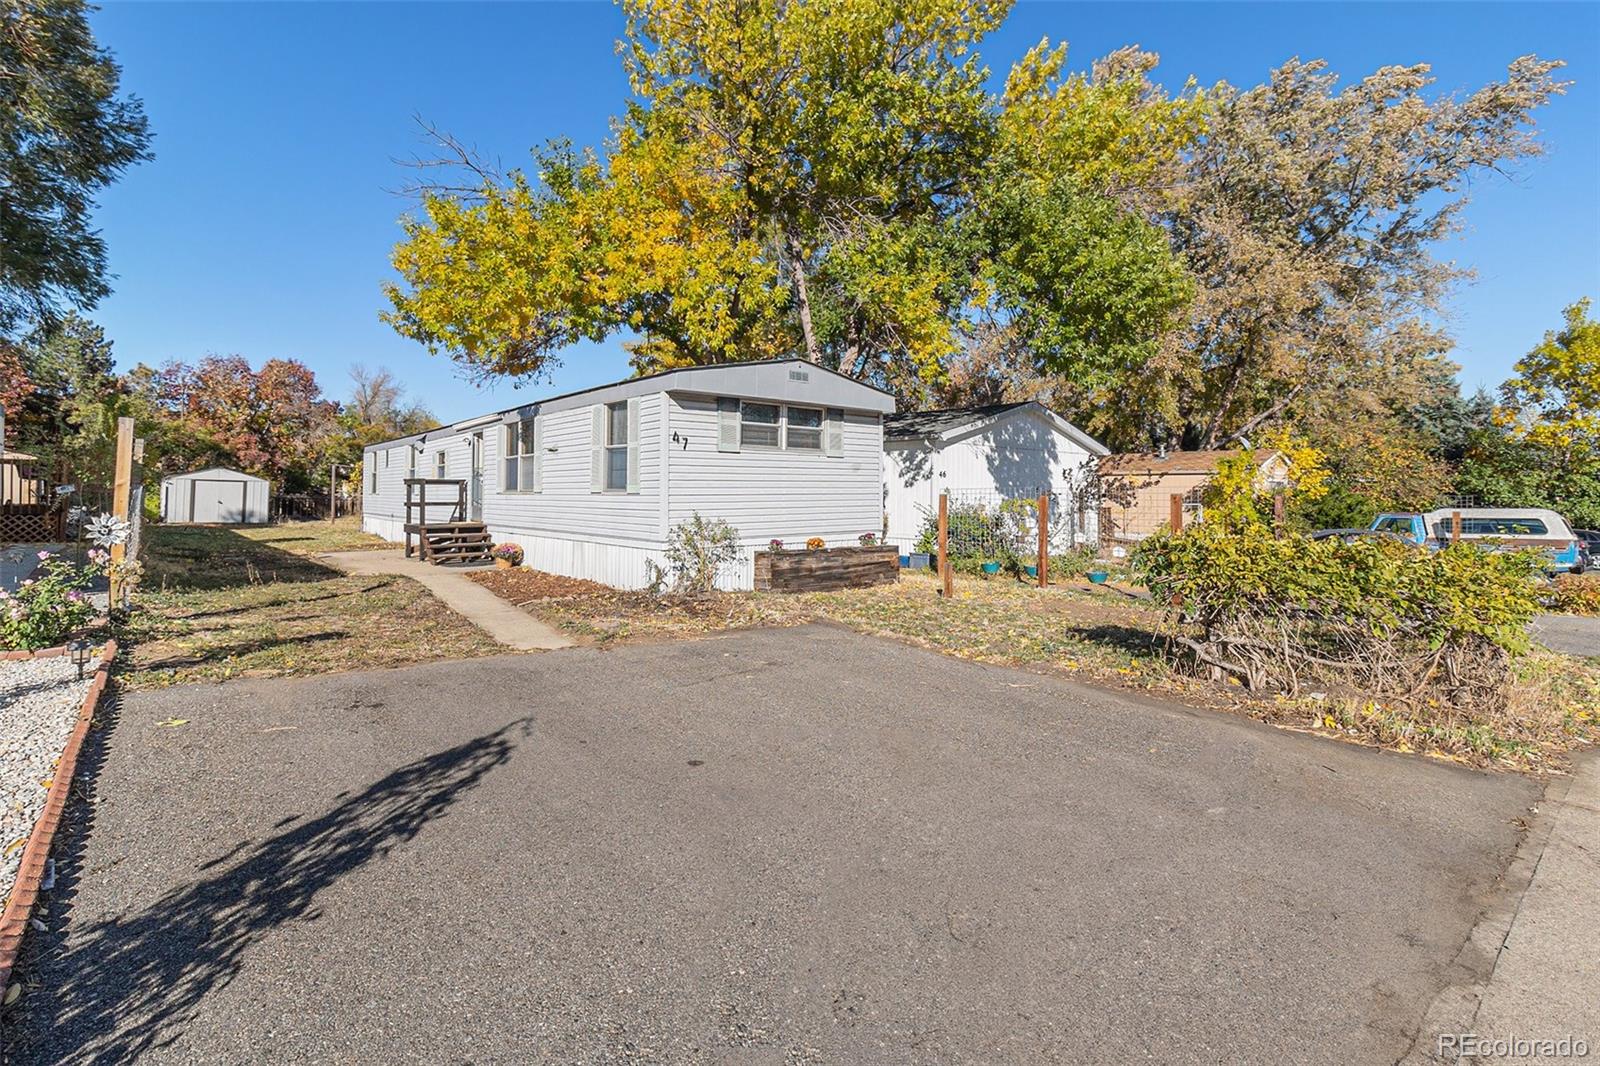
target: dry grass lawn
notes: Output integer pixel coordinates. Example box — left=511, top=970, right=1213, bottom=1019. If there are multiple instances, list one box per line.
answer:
left=123, top=520, right=501, bottom=688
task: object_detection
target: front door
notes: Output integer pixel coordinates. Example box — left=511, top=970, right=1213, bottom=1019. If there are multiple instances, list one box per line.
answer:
left=469, top=432, right=484, bottom=521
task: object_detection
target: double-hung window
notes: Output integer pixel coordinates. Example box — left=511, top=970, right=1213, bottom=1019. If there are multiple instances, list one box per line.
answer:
left=368, top=462, right=378, bottom=494
left=503, top=418, right=537, bottom=491
left=407, top=446, right=417, bottom=480
left=740, top=402, right=781, bottom=448
left=785, top=406, right=822, bottom=450
left=435, top=451, right=447, bottom=480
left=605, top=402, right=630, bottom=490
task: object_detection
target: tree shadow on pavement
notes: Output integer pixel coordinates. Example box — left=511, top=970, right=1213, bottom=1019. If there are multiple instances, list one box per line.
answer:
left=11, top=715, right=533, bottom=1064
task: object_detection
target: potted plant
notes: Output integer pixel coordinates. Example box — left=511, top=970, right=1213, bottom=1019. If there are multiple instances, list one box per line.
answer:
left=1087, top=568, right=1110, bottom=584
left=1023, top=563, right=1039, bottom=579
left=491, top=543, right=524, bottom=569
left=806, top=536, right=825, bottom=550
left=768, top=538, right=785, bottom=553
left=980, top=559, right=1002, bottom=576
left=858, top=533, right=878, bottom=547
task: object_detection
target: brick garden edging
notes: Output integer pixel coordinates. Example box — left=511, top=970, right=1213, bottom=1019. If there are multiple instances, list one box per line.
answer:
left=0, top=639, right=118, bottom=990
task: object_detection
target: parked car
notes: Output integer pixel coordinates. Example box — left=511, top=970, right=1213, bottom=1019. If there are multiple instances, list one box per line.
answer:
left=1367, top=508, right=1585, bottom=574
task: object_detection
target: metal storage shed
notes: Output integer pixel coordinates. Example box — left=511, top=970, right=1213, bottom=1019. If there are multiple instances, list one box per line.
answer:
left=160, top=467, right=271, bottom=525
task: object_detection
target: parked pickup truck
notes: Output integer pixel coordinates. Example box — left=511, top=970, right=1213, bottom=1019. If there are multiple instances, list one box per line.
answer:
left=1367, top=508, right=1585, bottom=574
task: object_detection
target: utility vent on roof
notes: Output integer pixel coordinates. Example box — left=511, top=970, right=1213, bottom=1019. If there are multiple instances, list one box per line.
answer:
left=789, top=369, right=810, bottom=382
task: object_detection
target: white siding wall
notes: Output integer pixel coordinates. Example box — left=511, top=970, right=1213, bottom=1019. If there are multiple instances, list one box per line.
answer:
left=883, top=442, right=937, bottom=552
left=883, top=410, right=1101, bottom=554
left=362, top=431, right=475, bottom=541
left=360, top=383, right=889, bottom=591
left=667, top=392, right=884, bottom=577
left=478, top=395, right=666, bottom=589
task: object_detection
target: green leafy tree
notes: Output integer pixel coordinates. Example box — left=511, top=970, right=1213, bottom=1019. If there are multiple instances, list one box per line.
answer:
left=1454, top=300, right=1600, bottom=527
left=385, top=2, right=1194, bottom=398
left=0, top=0, right=152, bottom=335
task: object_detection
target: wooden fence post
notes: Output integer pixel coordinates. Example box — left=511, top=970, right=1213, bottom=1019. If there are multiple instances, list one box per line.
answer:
left=108, top=416, right=134, bottom=606
left=1036, top=493, right=1049, bottom=588
left=1170, top=493, right=1184, bottom=533
left=938, top=491, right=952, bottom=598
left=1451, top=510, right=1462, bottom=545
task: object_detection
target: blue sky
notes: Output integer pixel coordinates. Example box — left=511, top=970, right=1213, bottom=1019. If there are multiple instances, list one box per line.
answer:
left=85, top=1, right=1600, bottom=424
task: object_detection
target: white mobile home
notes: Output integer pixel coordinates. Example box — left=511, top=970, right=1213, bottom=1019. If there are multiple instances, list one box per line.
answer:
left=361, top=360, right=895, bottom=590
left=882, top=402, right=1108, bottom=552
left=160, top=467, right=271, bottom=525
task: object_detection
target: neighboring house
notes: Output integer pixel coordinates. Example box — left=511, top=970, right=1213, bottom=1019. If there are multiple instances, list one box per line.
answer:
left=1, top=450, right=43, bottom=507
left=160, top=467, right=271, bottom=525
left=360, top=359, right=895, bottom=590
left=882, top=402, right=1109, bottom=552
left=1097, top=449, right=1290, bottom=544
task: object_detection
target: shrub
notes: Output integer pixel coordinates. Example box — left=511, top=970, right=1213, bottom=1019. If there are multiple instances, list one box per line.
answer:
left=491, top=543, right=524, bottom=565
left=1550, top=573, right=1600, bottom=615
left=1048, top=546, right=1101, bottom=579
left=858, top=533, right=878, bottom=546
left=0, top=553, right=99, bottom=650
left=768, top=539, right=784, bottom=552
left=1134, top=524, right=1542, bottom=711
left=655, top=513, right=743, bottom=595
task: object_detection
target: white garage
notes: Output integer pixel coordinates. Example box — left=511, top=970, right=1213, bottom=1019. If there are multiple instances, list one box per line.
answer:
left=159, top=467, right=271, bottom=525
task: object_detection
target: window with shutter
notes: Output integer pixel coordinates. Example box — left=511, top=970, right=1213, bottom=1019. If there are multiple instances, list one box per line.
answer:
left=605, top=401, right=629, bottom=490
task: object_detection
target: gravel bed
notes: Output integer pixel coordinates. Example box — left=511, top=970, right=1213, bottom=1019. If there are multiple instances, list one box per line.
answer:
left=1, top=657, right=93, bottom=904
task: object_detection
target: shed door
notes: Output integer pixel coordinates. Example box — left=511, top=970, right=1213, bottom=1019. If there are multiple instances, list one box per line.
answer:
left=190, top=480, right=247, bottom=524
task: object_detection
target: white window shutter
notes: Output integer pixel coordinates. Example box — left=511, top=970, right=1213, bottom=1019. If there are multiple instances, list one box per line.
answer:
left=590, top=405, right=604, bottom=492
left=824, top=408, right=844, bottom=457
left=626, top=397, right=641, bottom=493
left=718, top=398, right=740, bottom=452
left=532, top=416, right=544, bottom=492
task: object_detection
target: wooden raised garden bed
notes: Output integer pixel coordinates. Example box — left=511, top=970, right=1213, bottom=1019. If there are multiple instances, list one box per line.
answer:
left=754, top=545, right=900, bottom=593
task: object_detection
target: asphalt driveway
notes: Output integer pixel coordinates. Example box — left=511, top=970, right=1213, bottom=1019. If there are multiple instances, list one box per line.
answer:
left=1532, top=612, right=1600, bottom=657
left=6, top=626, right=1537, bottom=1064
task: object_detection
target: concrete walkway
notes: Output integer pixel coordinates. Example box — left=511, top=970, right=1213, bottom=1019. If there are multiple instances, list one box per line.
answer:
left=319, top=550, right=572, bottom=651
left=1409, top=753, right=1599, bottom=1063
left=1468, top=754, right=1599, bottom=1062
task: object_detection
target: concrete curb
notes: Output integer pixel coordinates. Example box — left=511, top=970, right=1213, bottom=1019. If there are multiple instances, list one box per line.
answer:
left=0, top=639, right=118, bottom=989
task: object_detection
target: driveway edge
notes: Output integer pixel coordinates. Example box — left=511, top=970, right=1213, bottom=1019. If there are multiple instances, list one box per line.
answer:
left=0, top=639, right=118, bottom=990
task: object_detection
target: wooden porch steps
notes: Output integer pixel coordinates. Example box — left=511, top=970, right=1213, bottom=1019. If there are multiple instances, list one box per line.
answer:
left=412, top=521, right=493, bottom=566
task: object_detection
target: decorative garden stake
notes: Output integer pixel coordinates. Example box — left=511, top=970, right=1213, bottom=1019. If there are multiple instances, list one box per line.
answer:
left=70, top=639, right=92, bottom=680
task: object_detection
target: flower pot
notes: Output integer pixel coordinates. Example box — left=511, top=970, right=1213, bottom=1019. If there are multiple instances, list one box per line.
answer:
left=495, top=557, right=515, bottom=569
left=1087, top=570, right=1109, bottom=584
left=909, top=552, right=931, bottom=570
left=981, top=562, right=1002, bottom=575
left=1023, top=564, right=1038, bottom=578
